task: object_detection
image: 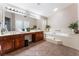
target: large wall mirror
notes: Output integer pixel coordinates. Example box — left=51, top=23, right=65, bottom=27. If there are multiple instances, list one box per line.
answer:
left=3, top=11, right=47, bottom=32
left=0, top=6, right=47, bottom=32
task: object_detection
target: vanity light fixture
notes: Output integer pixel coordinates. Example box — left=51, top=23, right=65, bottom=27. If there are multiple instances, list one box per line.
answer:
left=15, top=9, right=17, bottom=12
left=5, top=6, right=26, bottom=16
left=53, top=8, right=58, bottom=11
left=13, top=8, right=15, bottom=11
left=37, top=3, right=40, bottom=5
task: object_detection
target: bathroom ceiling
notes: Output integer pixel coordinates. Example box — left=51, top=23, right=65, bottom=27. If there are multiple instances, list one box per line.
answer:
left=8, top=3, right=72, bottom=17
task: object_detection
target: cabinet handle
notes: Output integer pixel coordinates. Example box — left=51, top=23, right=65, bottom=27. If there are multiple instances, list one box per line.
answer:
left=13, top=40, right=15, bottom=42
left=0, top=45, right=1, bottom=51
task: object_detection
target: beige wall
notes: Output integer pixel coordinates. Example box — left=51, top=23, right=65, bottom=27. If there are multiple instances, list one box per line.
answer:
left=36, top=18, right=47, bottom=30
left=47, top=3, right=79, bottom=50
left=0, top=6, right=3, bottom=27
left=78, top=4, right=79, bottom=30
left=0, top=6, right=3, bottom=33
left=48, top=4, right=77, bottom=34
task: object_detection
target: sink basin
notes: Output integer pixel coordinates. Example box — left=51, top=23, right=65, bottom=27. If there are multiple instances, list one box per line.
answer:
left=30, top=30, right=42, bottom=32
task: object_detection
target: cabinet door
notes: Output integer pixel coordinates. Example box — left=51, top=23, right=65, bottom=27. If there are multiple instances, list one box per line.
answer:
left=0, top=42, right=2, bottom=55
left=35, top=32, right=44, bottom=42
left=0, top=37, right=2, bottom=55
left=14, top=35, right=24, bottom=49
left=1, top=36, right=14, bottom=54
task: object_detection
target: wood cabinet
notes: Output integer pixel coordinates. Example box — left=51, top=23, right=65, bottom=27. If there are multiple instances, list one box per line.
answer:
left=32, top=32, right=44, bottom=42
left=1, top=36, right=14, bottom=54
left=14, top=35, right=24, bottom=49
left=35, top=32, right=44, bottom=41
left=0, top=35, right=24, bottom=55
left=0, top=31, right=44, bottom=55
left=0, top=40, right=2, bottom=55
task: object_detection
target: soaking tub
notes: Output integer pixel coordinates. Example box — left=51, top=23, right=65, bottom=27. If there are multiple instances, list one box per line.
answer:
left=44, top=31, right=71, bottom=45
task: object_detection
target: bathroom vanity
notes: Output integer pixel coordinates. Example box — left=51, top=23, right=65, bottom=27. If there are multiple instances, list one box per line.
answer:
left=0, top=31, right=44, bottom=55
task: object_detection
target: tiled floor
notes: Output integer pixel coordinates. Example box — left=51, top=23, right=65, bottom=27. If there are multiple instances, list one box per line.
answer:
left=5, top=40, right=79, bottom=56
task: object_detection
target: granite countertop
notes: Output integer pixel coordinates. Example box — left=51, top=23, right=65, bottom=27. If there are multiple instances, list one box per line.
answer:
left=0, top=30, right=43, bottom=37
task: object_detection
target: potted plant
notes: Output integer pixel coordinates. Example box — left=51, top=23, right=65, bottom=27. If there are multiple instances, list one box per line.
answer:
left=26, top=27, right=30, bottom=32
left=45, top=25, right=51, bottom=31
left=31, top=25, right=37, bottom=30
left=32, top=25, right=37, bottom=30
left=68, top=22, right=78, bottom=34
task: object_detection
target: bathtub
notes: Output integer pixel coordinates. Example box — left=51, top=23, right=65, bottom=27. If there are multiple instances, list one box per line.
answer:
left=45, top=36, right=62, bottom=44
left=44, top=31, right=71, bottom=45
left=45, top=31, right=71, bottom=40
left=45, top=31, right=79, bottom=50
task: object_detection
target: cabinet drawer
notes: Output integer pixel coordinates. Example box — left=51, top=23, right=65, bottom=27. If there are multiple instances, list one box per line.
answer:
left=14, top=34, right=24, bottom=38
left=2, top=36, right=11, bottom=40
